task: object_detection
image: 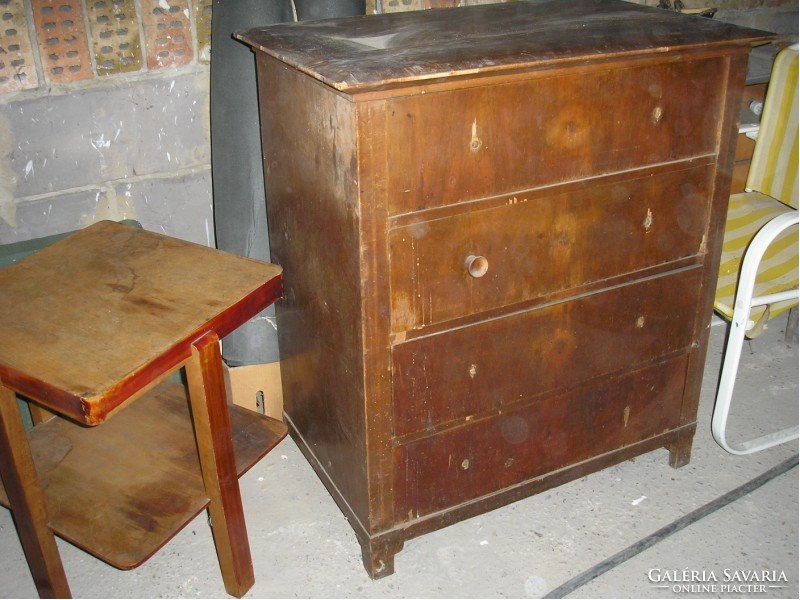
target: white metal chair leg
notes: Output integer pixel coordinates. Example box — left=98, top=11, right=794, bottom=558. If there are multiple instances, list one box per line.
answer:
left=712, top=211, right=800, bottom=455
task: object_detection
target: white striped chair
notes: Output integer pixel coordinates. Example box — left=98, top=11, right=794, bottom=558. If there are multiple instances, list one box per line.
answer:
left=712, top=44, right=799, bottom=455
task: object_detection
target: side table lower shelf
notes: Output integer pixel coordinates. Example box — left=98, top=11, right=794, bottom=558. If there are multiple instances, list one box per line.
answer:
left=0, top=379, right=287, bottom=570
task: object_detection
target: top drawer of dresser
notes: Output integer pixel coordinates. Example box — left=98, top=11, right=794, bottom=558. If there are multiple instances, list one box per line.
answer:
left=383, top=56, right=725, bottom=215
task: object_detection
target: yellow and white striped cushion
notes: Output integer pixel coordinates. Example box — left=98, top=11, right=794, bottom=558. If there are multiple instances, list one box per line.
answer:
left=747, top=46, right=799, bottom=209
left=714, top=191, right=798, bottom=332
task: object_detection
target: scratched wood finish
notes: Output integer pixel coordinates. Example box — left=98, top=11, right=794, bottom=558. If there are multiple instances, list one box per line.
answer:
left=395, top=355, right=688, bottom=518
left=0, top=220, right=283, bottom=425
left=0, top=385, right=70, bottom=598
left=256, top=56, right=372, bottom=527
left=186, top=333, right=254, bottom=598
left=243, top=0, right=772, bottom=578
left=392, top=268, right=702, bottom=438
left=678, top=53, right=750, bottom=432
left=384, top=57, right=724, bottom=213
left=236, top=0, right=768, bottom=92
left=0, top=379, right=287, bottom=570
left=390, top=165, right=713, bottom=332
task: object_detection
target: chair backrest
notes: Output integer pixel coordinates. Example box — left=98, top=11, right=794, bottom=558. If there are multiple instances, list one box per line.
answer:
left=747, top=44, right=799, bottom=209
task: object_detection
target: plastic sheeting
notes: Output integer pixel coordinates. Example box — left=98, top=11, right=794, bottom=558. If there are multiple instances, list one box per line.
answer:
left=210, top=0, right=365, bottom=366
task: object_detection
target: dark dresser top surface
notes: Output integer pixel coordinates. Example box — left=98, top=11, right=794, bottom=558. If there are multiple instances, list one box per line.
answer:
left=236, top=0, right=773, bottom=93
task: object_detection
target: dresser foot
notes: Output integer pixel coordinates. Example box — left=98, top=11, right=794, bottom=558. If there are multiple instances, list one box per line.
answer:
left=667, top=436, right=693, bottom=469
left=360, top=537, right=404, bottom=579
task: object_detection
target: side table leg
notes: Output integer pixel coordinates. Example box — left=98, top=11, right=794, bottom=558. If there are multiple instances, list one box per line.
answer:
left=0, top=385, right=70, bottom=599
left=28, top=403, right=55, bottom=426
left=186, top=333, right=254, bottom=598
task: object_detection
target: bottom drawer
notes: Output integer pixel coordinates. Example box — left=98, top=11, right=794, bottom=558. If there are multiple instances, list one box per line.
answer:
left=394, top=355, right=688, bottom=520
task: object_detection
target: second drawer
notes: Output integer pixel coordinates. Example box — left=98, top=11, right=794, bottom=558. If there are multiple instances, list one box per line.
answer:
left=390, top=164, right=712, bottom=333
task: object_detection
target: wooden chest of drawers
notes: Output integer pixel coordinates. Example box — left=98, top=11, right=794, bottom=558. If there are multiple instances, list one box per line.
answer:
left=239, top=0, right=771, bottom=578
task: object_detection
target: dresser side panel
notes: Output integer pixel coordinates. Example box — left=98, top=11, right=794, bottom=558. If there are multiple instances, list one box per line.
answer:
left=681, top=50, right=750, bottom=425
left=257, top=56, right=370, bottom=526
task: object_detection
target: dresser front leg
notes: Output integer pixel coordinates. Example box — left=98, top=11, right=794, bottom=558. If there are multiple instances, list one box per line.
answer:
left=667, top=434, right=693, bottom=469
left=361, top=536, right=404, bottom=579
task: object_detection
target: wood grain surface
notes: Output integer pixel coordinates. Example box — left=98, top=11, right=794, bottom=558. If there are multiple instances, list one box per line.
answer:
left=186, top=333, right=255, bottom=597
left=392, top=267, right=702, bottom=438
left=0, top=221, right=282, bottom=425
left=245, top=1, right=771, bottom=578
left=382, top=57, right=724, bottom=212
left=256, top=55, right=374, bottom=530
left=0, top=385, right=70, bottom=598
left=389, top=164, right=713, bottom=332
left=236, top=0, right=770, bottom=92
left=394, top=355, right=688, bottom=518
left=0, top=379, right=287, bottom=570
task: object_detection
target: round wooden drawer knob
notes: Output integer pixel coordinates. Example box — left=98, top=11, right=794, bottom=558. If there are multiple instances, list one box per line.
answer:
left=465, top=254, right=489, bottom=278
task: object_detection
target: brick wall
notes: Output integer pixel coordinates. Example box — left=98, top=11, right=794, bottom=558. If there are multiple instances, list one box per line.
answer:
left=0, top=0, right=211, bottom=245
left=0, top=0, right=211, bottom=92
left=0, top=0, right=794, bottom=246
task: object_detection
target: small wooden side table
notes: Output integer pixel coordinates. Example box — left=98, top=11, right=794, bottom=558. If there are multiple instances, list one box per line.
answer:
left=0, top=220, right=287, bottom=598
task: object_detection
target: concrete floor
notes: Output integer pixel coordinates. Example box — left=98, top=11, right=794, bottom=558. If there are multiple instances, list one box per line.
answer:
left=0, top=317, right=797, bottom=598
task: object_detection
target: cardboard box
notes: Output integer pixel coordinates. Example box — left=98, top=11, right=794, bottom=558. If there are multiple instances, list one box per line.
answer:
left=222, top=361, right=283, bottom=420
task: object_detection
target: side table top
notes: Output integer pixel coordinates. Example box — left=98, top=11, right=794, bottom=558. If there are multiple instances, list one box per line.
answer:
left=0, top=221, right=282, bottom=425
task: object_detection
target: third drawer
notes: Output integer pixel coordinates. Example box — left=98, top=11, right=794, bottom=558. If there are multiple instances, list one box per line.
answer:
left=392, top=266, right=702, bottom=438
